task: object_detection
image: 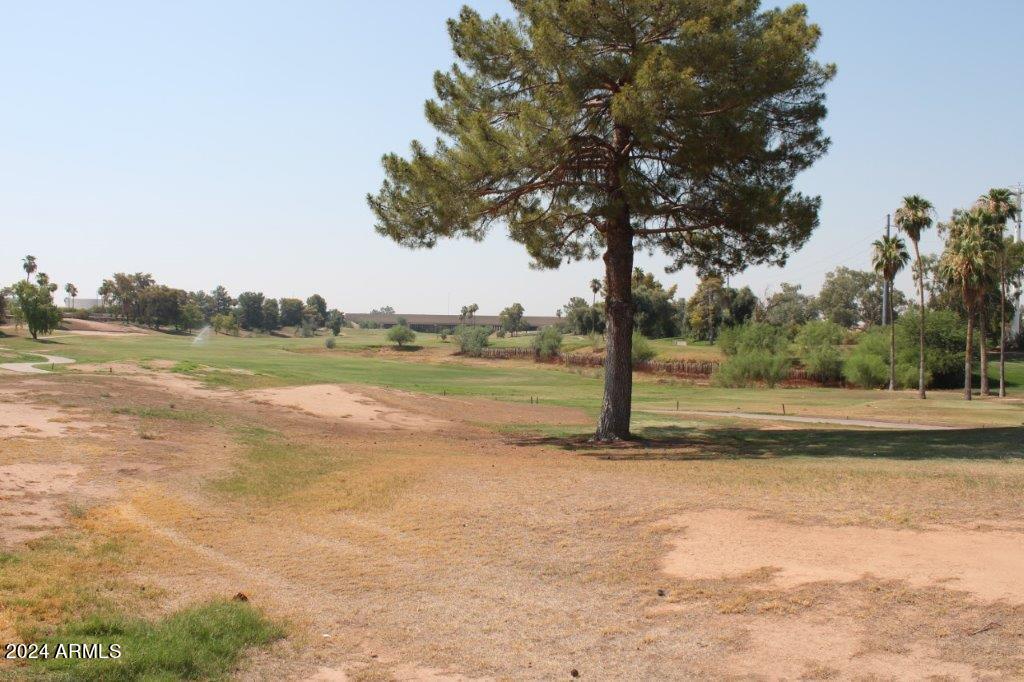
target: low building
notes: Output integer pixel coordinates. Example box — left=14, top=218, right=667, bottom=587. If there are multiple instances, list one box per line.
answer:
left=346, top=312, right=561, bottom=333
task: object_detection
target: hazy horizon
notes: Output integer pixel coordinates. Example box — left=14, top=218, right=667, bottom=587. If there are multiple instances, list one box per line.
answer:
left=5, top=1, right=1024, bottom=316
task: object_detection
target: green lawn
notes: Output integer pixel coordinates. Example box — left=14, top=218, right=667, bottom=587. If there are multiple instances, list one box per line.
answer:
left=4, top=329, right=1022, bottom=429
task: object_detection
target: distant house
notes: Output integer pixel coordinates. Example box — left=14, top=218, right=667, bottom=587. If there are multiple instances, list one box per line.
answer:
left=346, top=313, right=561, bottom=333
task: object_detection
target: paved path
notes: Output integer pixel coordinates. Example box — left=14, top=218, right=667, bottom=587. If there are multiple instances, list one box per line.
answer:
left=641, top=408, right=958, bottom=431
left=0, top=355, right=76, bottom=374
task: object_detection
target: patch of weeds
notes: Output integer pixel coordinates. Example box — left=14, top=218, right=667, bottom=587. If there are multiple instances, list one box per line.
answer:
left=33, top=600, right=283, bottom=681
left=0, top=528, right=148, bottom=643
left=170, top=360, right=203, bottom=375
left=213, top=426, right=350, bottom=500
left=111, top=406, right=214, bottom=424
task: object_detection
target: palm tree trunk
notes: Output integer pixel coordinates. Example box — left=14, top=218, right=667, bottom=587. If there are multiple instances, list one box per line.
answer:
left=888, top=286, right=896, bottom=391
left=913, top=240, right=926, bottom=399
left=964, top=308, right=974, bottom=401
left=999, top=268, right=1007, bottom=398
left=979, top=304, right=989, bottom=396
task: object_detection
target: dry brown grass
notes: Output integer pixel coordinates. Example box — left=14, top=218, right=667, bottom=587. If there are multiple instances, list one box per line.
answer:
left=1, top=370, right=1023, bottom=679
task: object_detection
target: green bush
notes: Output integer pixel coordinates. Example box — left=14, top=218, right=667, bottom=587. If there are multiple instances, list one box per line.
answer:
left=843, top=327, right=890, bottom=388
left=718, top=322, right=788, bottom=357
left=896, top=308, right=965, bottom=388
left=844, top=310, right=967, bottom=389
left=795, top=321, right=845, bottom=382
left=386, top=324, right=416, bottom=348
left=531, top=326, right=563, bottom=359
left=713, top=322, right=791, bottom=387
left=715, top=351, right=791, bottom=387
left=324, top=337, right=336, bottom=349
left=455, top=325, right=492, bottom=356
left=631, top=331, right=656, bottom=363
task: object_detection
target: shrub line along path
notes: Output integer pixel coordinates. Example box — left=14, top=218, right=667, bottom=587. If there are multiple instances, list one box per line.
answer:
left=640, top=408, right=959, bottom=430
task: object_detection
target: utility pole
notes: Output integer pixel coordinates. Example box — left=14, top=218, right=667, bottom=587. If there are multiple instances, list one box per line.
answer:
left=882, top=214, right=891, bottom=326
left=1012, top=185, right=1023, bottom=337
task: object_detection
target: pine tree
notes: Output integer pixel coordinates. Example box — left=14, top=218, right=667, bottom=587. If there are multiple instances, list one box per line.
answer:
left=369, top=0, right=834, bottom=440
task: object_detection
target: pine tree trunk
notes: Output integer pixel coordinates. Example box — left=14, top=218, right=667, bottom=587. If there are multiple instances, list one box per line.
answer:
left=595, top=223, right=634, bottom=441
left=913, top=241, right=926, bottom=399
left=979, top=304, right=989, bottom=396
left=964, top=309, right=974, bottom=401
left=888, top=285, right=896, bottom=391
left=999, top=269, right=1007, bottom=398
left=594, top=124, right=635, bottom=442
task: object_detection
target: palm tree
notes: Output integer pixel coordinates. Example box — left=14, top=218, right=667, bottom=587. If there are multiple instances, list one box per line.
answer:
left=894, top=195, right=934, bottom=399
left=589, top=278, right=603, bottom=306
left=22, top=255, right=37, bottom=282
left=872, top=235, right=910, bottom=391
left=64, top=282, right=78, bottom=309
left=941, top=210, right=995, bottom=401
left=976, top=188, right=1020, bottom=398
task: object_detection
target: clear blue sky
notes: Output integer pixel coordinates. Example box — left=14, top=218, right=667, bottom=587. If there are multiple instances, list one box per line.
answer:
left=3, top=1, right=1023, bottom=314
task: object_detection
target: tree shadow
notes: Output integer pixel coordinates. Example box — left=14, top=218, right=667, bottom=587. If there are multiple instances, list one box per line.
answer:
left=511, top=425, right=1024, bottom=461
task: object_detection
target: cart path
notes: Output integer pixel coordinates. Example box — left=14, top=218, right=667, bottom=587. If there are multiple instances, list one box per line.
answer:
left=0, top=354, right=76, bottom=374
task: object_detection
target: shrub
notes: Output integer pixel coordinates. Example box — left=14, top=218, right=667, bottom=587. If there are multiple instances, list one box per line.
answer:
left=455, top=325, right=492, bottom=356
left=715, top=351, right=791, bottom=387
left=713, top=322, right=792, bottom=387
left=844, top=310, right=966, bottom=389
left=843, top=327, right=889, bottom=388
left=896, top=308, right=965, bottom=388
left=795, top=321, right=845, bottom=382
left=386, top=324, right=416, bottom=348
left=631, top=331, right=656, bottom=363
left=718, top=322, right=788, bottom=357
left=298, top=319, right=315, bottom=337
left=532, top=326, right=563, bottom=360
left=324, top=337, right=336, bottom=349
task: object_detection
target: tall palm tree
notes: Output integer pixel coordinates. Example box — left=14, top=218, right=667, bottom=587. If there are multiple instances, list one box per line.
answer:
left=872, top=235, right=910, bottom=391
left=941, top=210, right=995, bottom=401
left=589, top=278, right=603, bottom=306
left=894, top=195, right=934, bottom=399
left=64, top=282, right=78, bottom=309
left=22, top=255, right=37, bottom=282
left=976, top=188, right=1020, bottom=398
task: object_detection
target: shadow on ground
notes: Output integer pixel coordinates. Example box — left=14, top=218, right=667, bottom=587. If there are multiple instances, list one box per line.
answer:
left=512, top=425, right=1024, bottom=461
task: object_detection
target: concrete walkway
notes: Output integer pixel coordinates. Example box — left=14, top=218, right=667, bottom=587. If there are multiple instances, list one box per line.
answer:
left=641, top=408, right=958, bottom=431
left=0, top=355, right=76, bottom=374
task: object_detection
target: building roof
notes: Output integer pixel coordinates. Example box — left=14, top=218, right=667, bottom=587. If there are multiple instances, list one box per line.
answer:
left=346, top=312, right=561, bottom=327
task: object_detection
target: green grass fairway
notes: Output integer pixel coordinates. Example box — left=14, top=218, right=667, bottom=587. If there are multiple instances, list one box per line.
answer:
left=5, top=329, right=1022, bottom=431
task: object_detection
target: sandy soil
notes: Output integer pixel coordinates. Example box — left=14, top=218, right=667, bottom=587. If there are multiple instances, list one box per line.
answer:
left=1, top=370, right=1023, bottom=680
left=245, top=384, right=448, bottom=430
left=58, top=318, right=149, bottom=335
left=0, top=393, right=100, bottom=438
left=662, top=508, right=1024, bottom=602
left=0, top=463, right=85, bottom=544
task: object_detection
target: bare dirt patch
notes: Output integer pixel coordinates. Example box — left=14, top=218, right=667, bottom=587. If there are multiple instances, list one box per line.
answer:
left=59, top=318, right=149, bottom=335
left=74, top=362, right=228, bottom=399
left=244, top=384, right=447, bottom=430
left=0, top=463, right=84, bottom=545
left=663, top=509, right=1024, bottom=602
left=0, top=398, right=101, bottom=439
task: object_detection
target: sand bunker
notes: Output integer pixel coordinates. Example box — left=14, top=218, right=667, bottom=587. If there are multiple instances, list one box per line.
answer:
left=0, top=400, right=99, bottom=438
left=663, top=509, right=1024, bottom=602
left=245, top=385, right=444, bottom=430
left=0, top=463, right=84, bottom=545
